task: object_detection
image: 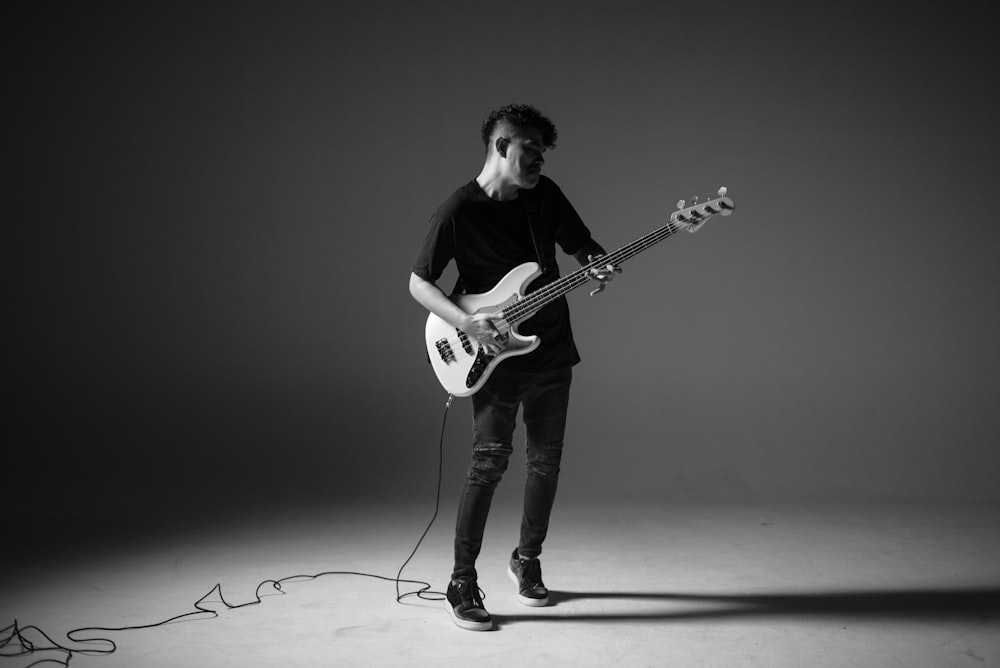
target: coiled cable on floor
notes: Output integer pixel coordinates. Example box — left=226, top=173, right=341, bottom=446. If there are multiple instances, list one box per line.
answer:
left=0, top=393, right=455, bottom=666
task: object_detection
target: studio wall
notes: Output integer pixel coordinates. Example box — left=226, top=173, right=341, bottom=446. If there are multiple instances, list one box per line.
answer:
left=9, top=1, right=999, bottom=520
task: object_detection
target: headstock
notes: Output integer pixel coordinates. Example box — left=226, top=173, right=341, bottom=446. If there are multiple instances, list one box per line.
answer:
left=671, top=186, right=735, bottom=233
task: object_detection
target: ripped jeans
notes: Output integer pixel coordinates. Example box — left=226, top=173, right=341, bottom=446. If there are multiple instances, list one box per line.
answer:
left=452, top=365, right=573, bottom=581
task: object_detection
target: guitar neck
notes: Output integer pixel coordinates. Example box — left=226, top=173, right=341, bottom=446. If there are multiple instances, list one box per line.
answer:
left=500, top=192, right=733, bottom=324
left=501, top=219, right=686, bottom=325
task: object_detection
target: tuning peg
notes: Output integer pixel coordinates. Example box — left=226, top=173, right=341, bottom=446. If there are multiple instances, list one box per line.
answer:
left=676, top=199, right=685, bottom=209
left=718, top=186, right=727, bottom=197
left=691, top=195, right=699, bottom=206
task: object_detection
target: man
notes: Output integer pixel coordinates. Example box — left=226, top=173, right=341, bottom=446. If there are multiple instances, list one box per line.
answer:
left=409, top=104, right=618, bottom=631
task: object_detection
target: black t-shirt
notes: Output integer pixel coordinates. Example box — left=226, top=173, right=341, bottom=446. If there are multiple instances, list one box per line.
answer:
left=412, top=176, right=593, bottom=371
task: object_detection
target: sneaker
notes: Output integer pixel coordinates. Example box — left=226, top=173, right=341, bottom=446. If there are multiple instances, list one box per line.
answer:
left=507, top=548, right=549, bottom=607
left=445, top=577, right=493, bottom=631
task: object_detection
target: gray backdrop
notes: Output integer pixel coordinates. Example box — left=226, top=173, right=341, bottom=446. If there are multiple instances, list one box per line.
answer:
left=9, top=1, right=999, bottom=520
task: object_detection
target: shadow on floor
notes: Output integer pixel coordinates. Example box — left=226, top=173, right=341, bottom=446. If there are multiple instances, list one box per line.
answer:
left=495, top=587, right=1000, bottom=626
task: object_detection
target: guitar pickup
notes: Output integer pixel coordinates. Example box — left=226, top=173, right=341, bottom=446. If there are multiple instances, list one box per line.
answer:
left=456, top=330, right=474, bottom=355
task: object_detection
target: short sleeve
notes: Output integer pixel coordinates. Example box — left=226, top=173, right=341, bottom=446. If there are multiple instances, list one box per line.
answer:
left=412, top=207, right=455, bottom=283
left=551, top=182, right=592, bottom=256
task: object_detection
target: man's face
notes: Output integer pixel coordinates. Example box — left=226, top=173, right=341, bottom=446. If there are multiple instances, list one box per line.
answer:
left=500, top=126, right=546, bottom=189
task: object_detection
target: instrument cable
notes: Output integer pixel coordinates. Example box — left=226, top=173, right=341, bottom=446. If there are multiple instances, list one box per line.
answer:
left=0, top=393, right=455, bottom=666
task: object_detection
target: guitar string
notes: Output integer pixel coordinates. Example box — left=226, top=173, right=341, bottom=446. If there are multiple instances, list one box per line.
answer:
left=434, top=200, right=729, bottom=353
left=432, top=219, right=686, bottom=355
left=501, top=220, right=686, bottom=322
left=503, top=219, right=690, bottom=322
left=503, top=198, right=729, bottom=322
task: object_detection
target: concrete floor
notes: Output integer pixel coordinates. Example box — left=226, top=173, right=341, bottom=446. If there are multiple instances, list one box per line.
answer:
left=2, top=501, right=999, bottom=667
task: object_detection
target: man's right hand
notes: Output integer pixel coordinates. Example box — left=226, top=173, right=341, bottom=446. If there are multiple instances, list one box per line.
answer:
left=462, top=312, right=505, bottom=355
left=409, top=273, right=505, bottom=355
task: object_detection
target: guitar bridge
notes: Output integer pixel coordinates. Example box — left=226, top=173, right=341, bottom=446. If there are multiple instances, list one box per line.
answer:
left=435, top=338, right=456, bottom=364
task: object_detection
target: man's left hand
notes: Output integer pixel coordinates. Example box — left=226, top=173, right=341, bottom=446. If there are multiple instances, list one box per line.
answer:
left=587, top=254, right=622, bottom=296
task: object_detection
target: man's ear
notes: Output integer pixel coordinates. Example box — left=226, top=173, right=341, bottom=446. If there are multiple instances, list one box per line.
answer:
left=495, top=137, right=508, bottom=157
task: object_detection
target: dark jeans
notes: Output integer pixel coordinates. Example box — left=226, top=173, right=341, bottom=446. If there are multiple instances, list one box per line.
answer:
left=452, top=365, right=573, bottom=581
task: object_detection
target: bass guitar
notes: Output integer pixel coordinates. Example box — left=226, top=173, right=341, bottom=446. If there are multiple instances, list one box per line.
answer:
left=424, top=187, right=735, bottom=396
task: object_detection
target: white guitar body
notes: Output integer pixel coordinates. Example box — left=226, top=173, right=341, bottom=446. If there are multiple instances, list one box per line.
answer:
left=425, top=262, right=544, bottom=397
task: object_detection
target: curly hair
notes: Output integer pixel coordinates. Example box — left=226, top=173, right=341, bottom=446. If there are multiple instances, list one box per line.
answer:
left=480, top=103, right=558, bottom=151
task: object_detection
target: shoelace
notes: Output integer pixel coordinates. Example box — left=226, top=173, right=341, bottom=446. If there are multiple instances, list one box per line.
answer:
left=519, top=558, right=543, bottom=588
left=458, top=580, right=487, bottom=609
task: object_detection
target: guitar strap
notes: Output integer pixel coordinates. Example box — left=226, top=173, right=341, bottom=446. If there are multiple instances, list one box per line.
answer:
left=523, top=196, right=548, bottom=277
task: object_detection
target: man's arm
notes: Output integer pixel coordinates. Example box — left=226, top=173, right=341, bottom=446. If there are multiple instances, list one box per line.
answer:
left=408, top=272, right=504, bottom=354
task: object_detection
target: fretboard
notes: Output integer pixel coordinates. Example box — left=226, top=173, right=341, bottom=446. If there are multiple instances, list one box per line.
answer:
left=501, top=219, right=687, bottom=325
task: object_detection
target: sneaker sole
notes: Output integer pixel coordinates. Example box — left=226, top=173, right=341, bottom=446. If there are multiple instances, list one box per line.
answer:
left=507, top=565, right=550, bottom=607
left=445, top=600, right=493, bottom=631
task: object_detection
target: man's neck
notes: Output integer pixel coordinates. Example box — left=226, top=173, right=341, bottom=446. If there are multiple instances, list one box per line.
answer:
left=475, top=166, right=519, bottom=202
